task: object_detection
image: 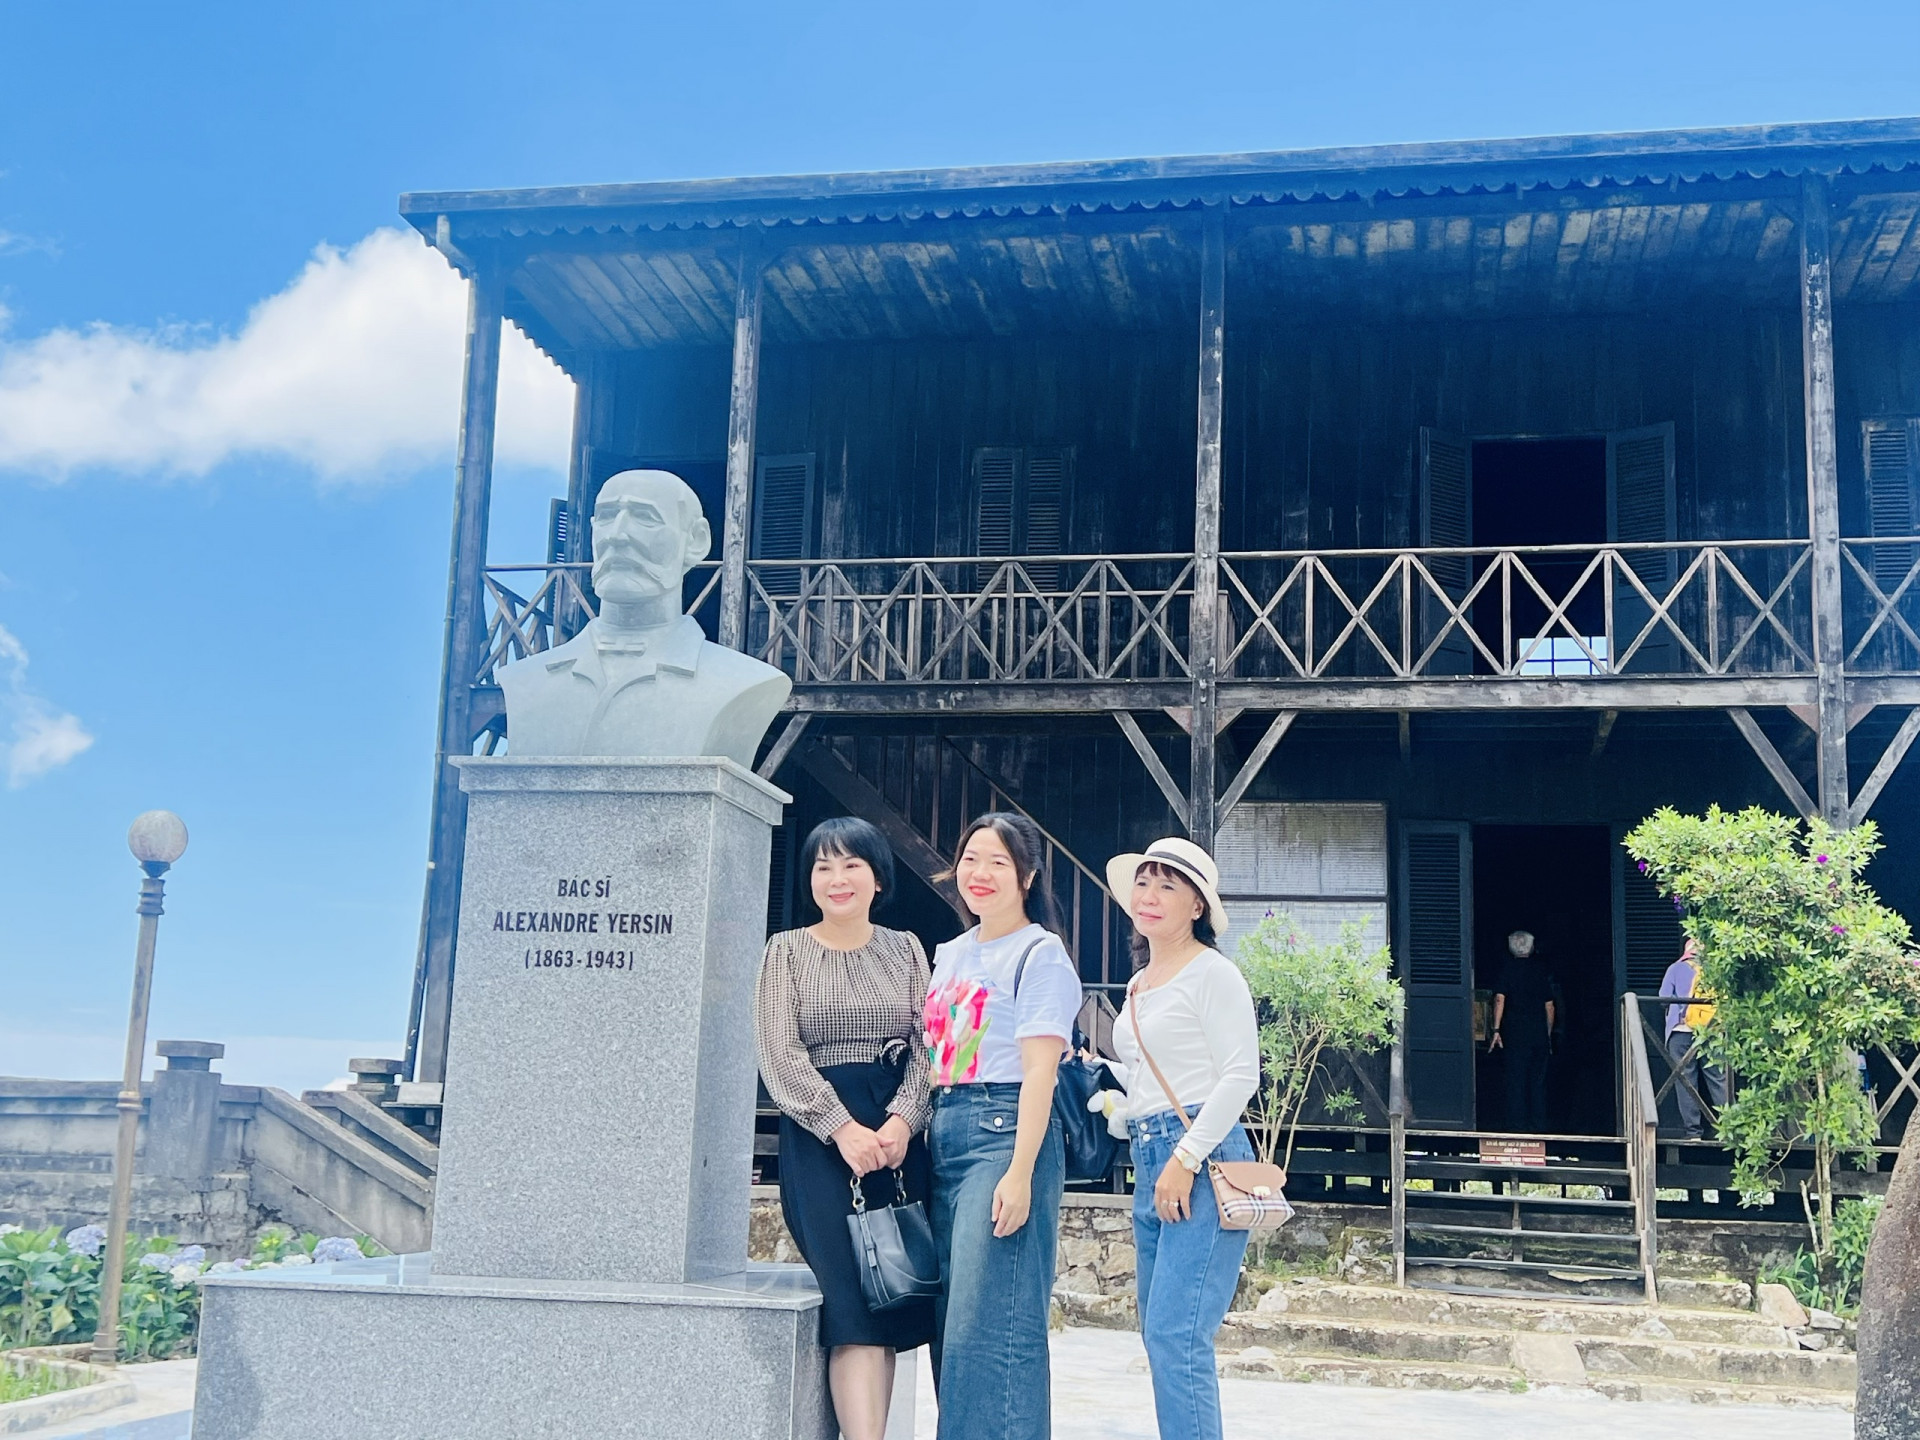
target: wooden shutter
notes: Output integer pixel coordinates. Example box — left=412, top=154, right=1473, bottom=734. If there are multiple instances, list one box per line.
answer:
left=1022, top=449, right=1069, bottom=589
left=1418, top=429, right=1472, bottom=590
left=766, top=820, right=793, bottom=935
left=1396, top=822, right=1475, bottom=1128
left=1607, top=423, right=1677, bottom=587
left=1863, top=419, right=1919, bottom=592
left=546, top=498, right=575, bottom=565
left=974, top=449, right=1019, bottom=557
left=753, top=453, right=815, bottom=598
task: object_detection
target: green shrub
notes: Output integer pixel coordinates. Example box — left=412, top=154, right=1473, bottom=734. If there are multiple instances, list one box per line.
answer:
left=1760, top=1195, right=1881, bottom=1315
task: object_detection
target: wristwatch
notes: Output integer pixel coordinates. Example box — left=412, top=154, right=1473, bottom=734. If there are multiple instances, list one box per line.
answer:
left=1173, top=1147, right=1203, bottom=1174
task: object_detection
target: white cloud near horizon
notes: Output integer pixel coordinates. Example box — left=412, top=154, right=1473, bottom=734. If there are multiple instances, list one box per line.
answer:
left=0, top=227, right=574, bottom=481
left=0, top=622, right=93, bottom=786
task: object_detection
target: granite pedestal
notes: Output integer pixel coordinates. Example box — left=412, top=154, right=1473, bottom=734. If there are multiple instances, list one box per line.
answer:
left=192, top=758, right=833, bottom=1440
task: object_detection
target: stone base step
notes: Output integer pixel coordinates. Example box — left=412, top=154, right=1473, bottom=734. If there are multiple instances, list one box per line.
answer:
left=1587, top=1377, right=1854, bottom=1410
left=1214, top=1349, right=1523, bottom=1393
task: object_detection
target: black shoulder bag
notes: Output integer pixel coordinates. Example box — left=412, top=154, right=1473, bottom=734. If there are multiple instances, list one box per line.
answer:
left=1014, top=941, right=1123, bottom=1183
left=846, top=1169, right=941, bottom=1312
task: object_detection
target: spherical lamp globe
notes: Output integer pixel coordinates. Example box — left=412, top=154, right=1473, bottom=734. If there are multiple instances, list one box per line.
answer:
left=127, top=811, right=189, bottom=872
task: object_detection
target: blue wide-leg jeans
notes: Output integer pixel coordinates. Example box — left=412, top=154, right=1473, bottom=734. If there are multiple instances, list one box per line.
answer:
left=1129, top=1109, right=1254, bottom=1440
left=930, top=1082, right=1066, bottom=1440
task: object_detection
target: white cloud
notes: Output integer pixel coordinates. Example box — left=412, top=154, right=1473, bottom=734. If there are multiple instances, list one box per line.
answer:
left=0, top=622, right=93, bottom=786
left=0, top=227, right=573, bottom=481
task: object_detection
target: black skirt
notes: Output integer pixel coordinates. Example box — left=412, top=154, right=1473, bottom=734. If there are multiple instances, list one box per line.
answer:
left=778, top=1061, right=937, bottom=1351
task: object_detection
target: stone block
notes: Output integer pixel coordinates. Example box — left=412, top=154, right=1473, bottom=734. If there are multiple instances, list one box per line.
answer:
left=1756, top=1281, right=1809, bottom=1328
left=432, top=757, right=787, bottom=1288
left=1058, top=1238, right=1100, bottom=1269
left=193, top=1258, right=832, bottom=1440
left=1510, top=1332, right=1586, bottom=1385
left=1096, top=1244, right=1136, bottom=1279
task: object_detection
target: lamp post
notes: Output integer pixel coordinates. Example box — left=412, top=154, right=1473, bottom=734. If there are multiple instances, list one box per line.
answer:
left=89, top=811, right=188, bottom=1366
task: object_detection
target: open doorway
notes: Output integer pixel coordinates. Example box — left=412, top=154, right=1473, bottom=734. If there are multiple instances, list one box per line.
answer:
left=1471, top=824, right=1615, bottom=1135
left=1471, top=438, right=1608, bottom=672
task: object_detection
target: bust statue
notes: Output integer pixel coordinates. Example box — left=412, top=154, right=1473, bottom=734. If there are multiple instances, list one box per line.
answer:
left=498, top=469, right=791, bottom=767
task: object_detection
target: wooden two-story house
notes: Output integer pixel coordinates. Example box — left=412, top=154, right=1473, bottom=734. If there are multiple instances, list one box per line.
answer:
left=394, top=121, right=1920, bottom=1183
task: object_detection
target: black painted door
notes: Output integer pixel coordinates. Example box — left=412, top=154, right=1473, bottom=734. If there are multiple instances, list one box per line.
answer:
left=1397, top=821, right=1475, bottom=1128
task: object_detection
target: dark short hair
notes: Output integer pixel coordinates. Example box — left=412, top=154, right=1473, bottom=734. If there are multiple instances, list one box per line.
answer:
left=1127, top=860, right=1219, bottom=970
left=798, top=817, right=896, bottom=913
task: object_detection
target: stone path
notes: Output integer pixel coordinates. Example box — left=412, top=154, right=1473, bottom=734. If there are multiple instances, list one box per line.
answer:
left=989, top=1329, right=1856, bottom=1440
left=41, top=1332, right=1853, bottom=1439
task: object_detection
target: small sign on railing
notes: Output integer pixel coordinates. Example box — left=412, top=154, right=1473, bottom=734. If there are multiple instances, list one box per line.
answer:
left=1479, top=1137, right=1547, bottom=1167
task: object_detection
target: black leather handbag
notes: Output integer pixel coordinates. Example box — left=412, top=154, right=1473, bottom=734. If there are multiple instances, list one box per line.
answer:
left=846, top=1170, right=941, bottom=1312
left=1013, top=942, right=1124, bottom=1182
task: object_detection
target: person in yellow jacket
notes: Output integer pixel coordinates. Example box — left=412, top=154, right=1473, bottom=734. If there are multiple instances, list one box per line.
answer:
left=1659, top=940, right=1727, bottom=1139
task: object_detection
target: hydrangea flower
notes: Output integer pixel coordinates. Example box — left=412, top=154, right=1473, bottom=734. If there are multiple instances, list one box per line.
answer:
left=171, top=1263, right=202, bottom=1285
left=0, top=1223, right=21, bottom=1236
left=63, top=1225, right=105, bottom=1256
left=139, top=1251, right=175, bottom=1271
left=312, top=1237, right=361, bottom=1264
left=282, top=1253, right=313, bottom=1266
left=206, top=1260, right=247, bottom=1275
left=172, top=1245, right=206, bottom=1267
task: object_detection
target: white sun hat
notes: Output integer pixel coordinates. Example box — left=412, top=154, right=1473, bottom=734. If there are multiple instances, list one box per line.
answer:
left=1105, top=836, right=1229, bottom=936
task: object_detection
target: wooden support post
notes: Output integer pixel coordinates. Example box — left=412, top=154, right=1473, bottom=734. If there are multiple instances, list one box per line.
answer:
left=1591, top=709, right=1618, bottom=758
left=1215, top=711, right=1297, bottom=826
left=1728, top=708, right=1818, bottom=820
left=1800, top=175, right=1850, bottom=827
left=1115, top=713, right=1192, bottom=830
left=756, top=713, right=812, bottom=782
left=1398, top=711, right=1411, bottom=765
left=719, top=229, right=765, bottom=653
left=407, top=272, right=503, bottom=1085
left=1188, top=206, right=1227, bottom=847
left=1849, top=706, right=1920, bottom=826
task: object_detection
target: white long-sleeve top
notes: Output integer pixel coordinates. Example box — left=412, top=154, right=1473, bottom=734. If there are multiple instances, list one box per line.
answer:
left=1110, top=948, right=1260, bottom=1168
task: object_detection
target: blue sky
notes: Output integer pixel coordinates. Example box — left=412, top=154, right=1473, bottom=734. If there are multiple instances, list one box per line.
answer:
left=4, top=1, right=1920, bottom=1091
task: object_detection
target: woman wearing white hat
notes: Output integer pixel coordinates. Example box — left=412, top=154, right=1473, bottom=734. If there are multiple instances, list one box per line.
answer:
left=1101, top=838, right=1260, bottom=1440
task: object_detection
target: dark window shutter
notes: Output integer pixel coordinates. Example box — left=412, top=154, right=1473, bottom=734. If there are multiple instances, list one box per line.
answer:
left=1864, top=419, right=1918, bottom=592
left=546, top=498, right=574, bottom=565
left=975, top=449, right=1018, bottom=557
left=766, top=820, right=793, bottom=935
left=1621, top=860, right=1683, bottom=995
left=1406, top=832, right=1467, bottom=985
left=1607, top=423, right=1677, bottom=588
left=753, top=453, right=815, bottom=598
left=1418, top=428, right=1472, bottom=593
left=1022, top=449, right=1069, bottom=590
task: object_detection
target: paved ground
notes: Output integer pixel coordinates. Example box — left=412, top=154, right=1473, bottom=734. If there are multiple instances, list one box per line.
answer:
left=37, top=1332, right=1854, bottom=1439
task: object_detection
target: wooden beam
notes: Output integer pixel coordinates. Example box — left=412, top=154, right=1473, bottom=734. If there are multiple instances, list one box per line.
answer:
left=1848, top=706, right=1920, bottom=826
left=1800, top=175, right=1850, bottom=827
left=718, top=228, right=764, bottom=651
left=755, top=714, right=812, bottom=781
left=1728, top=708, right=1818, bottom=820
left=410, top=273, right=504, bottom=1086
left=1165, top=705, right=1243, bottom=736
left=1592, top=709, right=1618, bottom=757
left=1115, top=713, right=1192, bottom=829
left=794, top=744, right=958, bottom=915
left=1188, top=206, right=1227, bottom=848
left=1216, top=711, right=1297, bottom=826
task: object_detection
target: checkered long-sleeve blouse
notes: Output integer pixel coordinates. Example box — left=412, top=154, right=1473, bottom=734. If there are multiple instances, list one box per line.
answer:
left=753, top=926, right=933, bottom=1142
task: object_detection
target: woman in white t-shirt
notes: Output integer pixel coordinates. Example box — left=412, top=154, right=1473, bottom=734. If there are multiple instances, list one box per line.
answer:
left=922, top=813, right=1081, bottom=1440
left=1102, top=838, right=1259, bottom=1440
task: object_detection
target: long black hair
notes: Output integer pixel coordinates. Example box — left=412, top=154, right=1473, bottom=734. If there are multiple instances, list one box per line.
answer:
left=1125, top=860, right=1219, bottom=971
left=938, top=811, right=1068, bottom=938
left=797, top=816, right=896, bottom=916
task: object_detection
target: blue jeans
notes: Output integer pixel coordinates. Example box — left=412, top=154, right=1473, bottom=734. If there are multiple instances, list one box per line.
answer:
left=1129, top=1109, right=1254, bottom=1440
left=930, top=1082, right=1066, bottom=1440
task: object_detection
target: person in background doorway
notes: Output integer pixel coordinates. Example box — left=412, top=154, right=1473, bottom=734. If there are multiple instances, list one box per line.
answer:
left=1659, top=938, right=1728, bottom=1140
left=923, top=813, right=1079, bottom=1440
left=1490, top=930, right=1555, bottom=1132
left=753, top=817, right=935, bottom=1440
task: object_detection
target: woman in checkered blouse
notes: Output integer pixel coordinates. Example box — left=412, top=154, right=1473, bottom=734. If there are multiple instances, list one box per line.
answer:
left=753, top=816, right=935, bottom=1440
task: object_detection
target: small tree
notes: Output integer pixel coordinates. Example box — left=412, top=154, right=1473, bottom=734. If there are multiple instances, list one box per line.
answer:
left=1231, top=913, right=1401, bottom=1171
left=1624, top=806, right=1920, bottom=1262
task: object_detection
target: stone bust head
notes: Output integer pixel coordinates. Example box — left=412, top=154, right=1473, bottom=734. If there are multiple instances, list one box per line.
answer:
left=589, top=469, right=711, bottom=627
left=495, top=469, right=791, bottom=766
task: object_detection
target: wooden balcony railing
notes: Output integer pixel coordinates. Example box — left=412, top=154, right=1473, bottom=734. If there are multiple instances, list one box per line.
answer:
left=474, top=538, right=1920, bottom=690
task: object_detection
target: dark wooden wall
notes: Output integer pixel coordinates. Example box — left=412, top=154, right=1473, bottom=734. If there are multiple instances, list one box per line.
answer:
left=589, top=300, right=1920, bottom=558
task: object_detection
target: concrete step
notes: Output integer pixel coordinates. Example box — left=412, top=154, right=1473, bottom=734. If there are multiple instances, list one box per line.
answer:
left=1255, top=1282, right=1794, bottom=1348
left=1574, top=1334, right=1857, bottom=1391
left=1586, top=1376, right=1854, bottom=1410
left=1215, top=1348, right=1523, bottom=1394
left=1220, top=1313, right=1523, bottom=1369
